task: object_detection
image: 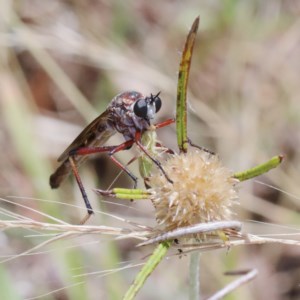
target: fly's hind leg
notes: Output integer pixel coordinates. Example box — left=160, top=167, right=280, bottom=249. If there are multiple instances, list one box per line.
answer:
left=187, top=138, right=215, bottom=155
left=69, top=140, right=138, bottom=223
left=68, top=156, right=93, bottom=224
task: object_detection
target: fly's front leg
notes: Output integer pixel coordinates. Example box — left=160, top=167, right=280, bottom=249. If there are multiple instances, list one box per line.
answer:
left=154, top=118, right=175, bottom=129
left=135, top=131, right=173, bottom=184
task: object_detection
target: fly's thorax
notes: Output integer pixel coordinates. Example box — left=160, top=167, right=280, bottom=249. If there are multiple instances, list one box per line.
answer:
left=109, top=91, right=144, bottom=109
left=111, top=106, right=150, bottom=138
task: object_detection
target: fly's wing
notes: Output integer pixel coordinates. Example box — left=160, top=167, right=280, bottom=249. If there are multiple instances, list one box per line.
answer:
left=57, top=110, right=113, bottom=162
left=50, top=110, right=115, bottom=189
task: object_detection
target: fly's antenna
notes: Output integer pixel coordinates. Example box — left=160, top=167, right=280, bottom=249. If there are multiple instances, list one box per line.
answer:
left=150, top=91, right=161, bottom=104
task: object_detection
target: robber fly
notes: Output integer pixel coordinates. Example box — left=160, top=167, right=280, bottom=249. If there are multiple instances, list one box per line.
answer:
left=50, top=91, right=174, bottom=223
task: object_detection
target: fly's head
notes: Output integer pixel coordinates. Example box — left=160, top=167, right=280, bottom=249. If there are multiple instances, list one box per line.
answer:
left=133, top=92, right=162, bottom=124
left=109, top=91, right=162, bottom=136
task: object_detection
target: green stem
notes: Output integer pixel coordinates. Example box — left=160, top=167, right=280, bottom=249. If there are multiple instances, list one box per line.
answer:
left=233, top=155, right=283, bottom=182
left=113, top=188, right=150, bottom=199
left=123, top=242, right=171, bottom=300
left=189, top=252, right=200, bottom=300
left=95, top=188, right=150, bottom=200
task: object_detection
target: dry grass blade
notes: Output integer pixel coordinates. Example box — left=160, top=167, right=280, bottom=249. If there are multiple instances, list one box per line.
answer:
left=137, top=221, right=242, bottom=246
left=179, top=233, right=300, bottom=254
left=206, top=269, right=258, bottom=300
left=0, top=219, right=150, bottom=237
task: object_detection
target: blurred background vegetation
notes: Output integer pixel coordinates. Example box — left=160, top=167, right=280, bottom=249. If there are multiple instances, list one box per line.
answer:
left=0, top=1, right=300, bottom=299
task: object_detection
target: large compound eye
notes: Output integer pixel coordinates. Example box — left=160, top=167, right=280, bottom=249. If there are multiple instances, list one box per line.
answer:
left=133, top=98, right=148, bottom=118
left=155, top=96, right=162, bottom=113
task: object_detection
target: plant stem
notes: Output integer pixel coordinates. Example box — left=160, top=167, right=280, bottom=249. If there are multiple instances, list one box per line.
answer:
left=233, top=155, right=283, bottom=182
left=123, top=242, right=171, bottom=300
left=189, top=252, right=200, bottom=300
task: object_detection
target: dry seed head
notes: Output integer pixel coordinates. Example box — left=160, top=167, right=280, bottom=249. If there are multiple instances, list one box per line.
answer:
left=148, top=149, right=239, bottom=239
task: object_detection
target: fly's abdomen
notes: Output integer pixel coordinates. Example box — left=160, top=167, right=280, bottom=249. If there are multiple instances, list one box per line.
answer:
left=50, top=127, right=114, bottom=189
left=50, top=159, right=72, bottom=189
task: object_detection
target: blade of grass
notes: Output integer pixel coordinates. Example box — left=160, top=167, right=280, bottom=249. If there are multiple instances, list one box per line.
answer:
left=123, top=242, right=171, bottom=300
left=206, top=269, right=258, bottom=300
left=176, top=16, right=199, bottom=153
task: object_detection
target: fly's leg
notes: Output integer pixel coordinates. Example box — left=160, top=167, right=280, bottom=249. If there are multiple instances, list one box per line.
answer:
left=187, top=138, right=215, bottom=155
left=135, top=131, right=173, bottom=184
left=71, top=140, right=138, bottom=187
left=155, top=142, right=175, bottom=155
left=126, top=142, right=175, bottom=188
left=136, top=118, right=175, bottom=185
left=69, top=140, right=138, bottom=223
left=68, top=156, right=93, bottom=224
left=107, top=141, right=138, bottom=189
left=154, top=118, right=214, bottom=155
left=154, top=118, right=175, bottom=129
